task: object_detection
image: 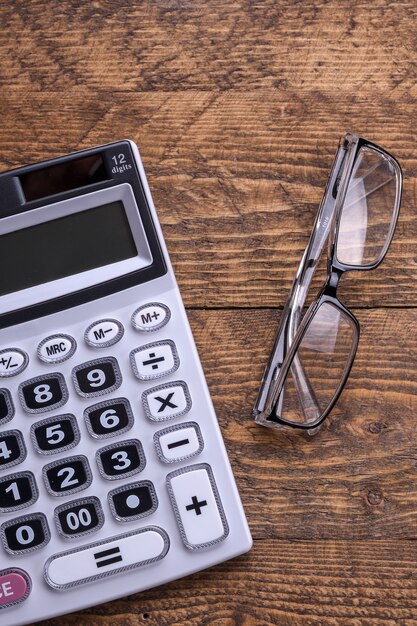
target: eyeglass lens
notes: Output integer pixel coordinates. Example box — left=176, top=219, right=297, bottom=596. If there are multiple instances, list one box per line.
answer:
left=279, top=302, right=356, bottom=426
left=336, top=146, right=399, bottom=267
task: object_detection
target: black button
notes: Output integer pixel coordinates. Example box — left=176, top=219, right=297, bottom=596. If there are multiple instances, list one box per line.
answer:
left=97, top=440, right=145, bottom=479
left=0, top=430, right=26, bottom=470
left=73, top=358, right=121, bottom=397
left=0, top=388, right=14, bottom=424
left=109, top=481, right=157, bottom=520
left=85, top=398, right=133, bottom=438
left=31, top=415, right=80, bottom=455
left=43, top=456, right=92, bottom=496
left=1, top=513, right=50, bottom=554
left=55, top=497, right=104, bottom=538
left=19, top=373, right=68, bottom=414
left=0, top=472, right=38, bottom=511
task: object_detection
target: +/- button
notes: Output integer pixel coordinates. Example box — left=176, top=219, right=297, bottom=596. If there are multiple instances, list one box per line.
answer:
left=0, top=349, right=28, bottom=378
left=85, top=319, right=124, bottom=348
left=0, top=568, right=31, bottom=610
left=38, top=334, right=76, bottom=364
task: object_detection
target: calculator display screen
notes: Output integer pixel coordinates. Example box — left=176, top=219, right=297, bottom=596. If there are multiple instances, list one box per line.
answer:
left=0, top=201, right=138, bottom=296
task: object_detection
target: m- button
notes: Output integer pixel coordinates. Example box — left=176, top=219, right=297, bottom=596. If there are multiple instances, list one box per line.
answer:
left=0, top=568, right=31, bottom=610
left=38, top=334, right=76, bottom=364
left=85, top=319, right=124, bottom=348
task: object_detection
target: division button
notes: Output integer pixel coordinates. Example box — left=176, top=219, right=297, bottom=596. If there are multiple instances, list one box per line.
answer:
left=0, top=348, right=28, bottom=378
left=166, top=464, right=229, bottom=550
left=85, top=319, right=124, bottom=348
left=37, top=334, right=76, bottom=364
left=44, top=527, right=169, bottom=590
left=108, top=481, right=158, bottom=521
left=154, top=422, right=203, bottom=463
left=132, top=303, right=171, bottom=332
left=0, top=569, right=31, bottom=610
left=142, top=381, right=191, bottom=421
left=130, top=341, right=179, bottom=381
left=1, top=513, right=50, bottom=554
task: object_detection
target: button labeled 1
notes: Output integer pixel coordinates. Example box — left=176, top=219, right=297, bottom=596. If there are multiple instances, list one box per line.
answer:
left=166, top=464, right=229, bottom=549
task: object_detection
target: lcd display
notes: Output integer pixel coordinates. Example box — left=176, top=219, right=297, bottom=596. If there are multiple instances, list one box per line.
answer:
left=0, top=201, right=138, bottom=296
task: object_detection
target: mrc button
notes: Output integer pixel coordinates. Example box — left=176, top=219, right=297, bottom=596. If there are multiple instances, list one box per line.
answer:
left=38, top=334, right=77, bottom=364
left=0, top=568, right=31, bottom=610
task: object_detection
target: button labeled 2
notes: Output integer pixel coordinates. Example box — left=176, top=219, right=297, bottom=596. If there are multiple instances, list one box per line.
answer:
left=43, top=456, right=92, bottom=496
left=72, top=357, right=122, bottom=397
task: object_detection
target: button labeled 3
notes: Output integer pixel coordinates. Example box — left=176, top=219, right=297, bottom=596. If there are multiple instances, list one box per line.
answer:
left=132, top=303, right=170, bottom=332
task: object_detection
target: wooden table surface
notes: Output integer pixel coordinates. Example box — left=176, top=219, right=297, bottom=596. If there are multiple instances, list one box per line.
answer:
left=1, top=1, right=417, bottom=624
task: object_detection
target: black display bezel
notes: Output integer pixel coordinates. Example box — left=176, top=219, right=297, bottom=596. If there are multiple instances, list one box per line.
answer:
left=0, top=141, right=167, bottom=329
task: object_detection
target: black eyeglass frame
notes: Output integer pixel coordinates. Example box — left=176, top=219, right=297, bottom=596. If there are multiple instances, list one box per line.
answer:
left=253, top=133, right=403, bottom=431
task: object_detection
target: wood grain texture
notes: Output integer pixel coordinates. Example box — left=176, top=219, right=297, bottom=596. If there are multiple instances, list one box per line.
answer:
left=1, top=0, right=417, bottom=624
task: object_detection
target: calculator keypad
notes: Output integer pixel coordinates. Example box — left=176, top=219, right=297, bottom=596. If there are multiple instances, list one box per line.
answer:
left=0, top=472, right=38, bottom=512
left=84, top=398, right=134, bottom=439
left=43, top=456, right=92, bottom=497
left=72, top=357, right=122, bottom=397
left=0, top=430, right=26, bottom=471
left=31, top=414, right=80, bottom=455
left=19, top=373, right=68, bottom=414
left=1, top=513, right=50, bottom=555
left=108, top=481, right=158, bottom=521
left=96, top=439, right=146, bottom=480
left=0, top=389, right=14, bottom=425
left=54, top=497, right=104, bottom=539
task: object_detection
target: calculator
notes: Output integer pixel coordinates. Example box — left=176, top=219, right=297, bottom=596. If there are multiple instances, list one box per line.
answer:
left=0, top=141, right=252, bottom=626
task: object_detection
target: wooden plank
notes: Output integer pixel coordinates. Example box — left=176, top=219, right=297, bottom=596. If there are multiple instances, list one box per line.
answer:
left=0, top=0, right=416, bottom=94
left=0, top=92, right=414, bottom=308
left=39, top=540, right=417, bottom=626
left=188, top=308, right=417, bottom=540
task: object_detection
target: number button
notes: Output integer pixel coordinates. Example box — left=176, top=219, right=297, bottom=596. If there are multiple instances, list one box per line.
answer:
left=96, top=440, right=146, bottom=480
left=54, top=497, right=104, bottom=539
left=84, top=398, right=134, bottom=439
left=43, top=456, right=92, bottom=497
left=0, top=431, right=26, bottom=471
left=1, top=513, right=50, bottom=555
left=0, top=389, right=14, bottom=425
left=72, top=357, right=122, bottom=397
left=108, top=481, right=158, bottom=521
left=31, top=415, right=80, bottom=455
left=0, top=472, right=38, bottom=512
left=19, top=373, right=68, bottom=414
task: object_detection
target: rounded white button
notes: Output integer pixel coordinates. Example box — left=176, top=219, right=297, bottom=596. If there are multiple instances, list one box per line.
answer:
left=132, top=303, right=170, bottom=332
left=0, top=349, right=28, bottom=377
left=85, top=319, right=124, bottom=348
left=37, top=335, right=76, bottom=364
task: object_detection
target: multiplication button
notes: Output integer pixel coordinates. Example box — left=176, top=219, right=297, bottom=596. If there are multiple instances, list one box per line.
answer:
left=130, top=341, right=179, bottom=381
left=166, top=464, right=229, bottom=550
left=44, top=527, right=169, bottom=590
left=142, top=381, right=191, bottom=421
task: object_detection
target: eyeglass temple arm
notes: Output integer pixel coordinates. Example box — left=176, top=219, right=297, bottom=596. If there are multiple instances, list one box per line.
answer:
left=253, top=144, right=347, bottom=422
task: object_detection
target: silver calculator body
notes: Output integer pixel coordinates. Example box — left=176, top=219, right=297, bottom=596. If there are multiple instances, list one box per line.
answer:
left=0, top=141, right=251, bottom=626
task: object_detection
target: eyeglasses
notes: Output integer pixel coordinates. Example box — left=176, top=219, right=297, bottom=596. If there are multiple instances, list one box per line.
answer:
left=253, top=133, right=402, bottom=432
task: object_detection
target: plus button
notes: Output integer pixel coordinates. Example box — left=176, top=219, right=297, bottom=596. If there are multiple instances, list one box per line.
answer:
left=185, top=495, right=208, bottom=516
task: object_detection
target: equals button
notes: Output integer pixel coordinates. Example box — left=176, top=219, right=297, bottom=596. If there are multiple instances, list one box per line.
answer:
left=94, top=546, right=123, bottom=568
